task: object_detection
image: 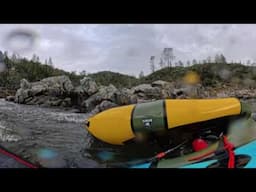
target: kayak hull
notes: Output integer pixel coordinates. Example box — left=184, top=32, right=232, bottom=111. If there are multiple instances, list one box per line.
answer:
left=86, top=98, right=243, bottom=145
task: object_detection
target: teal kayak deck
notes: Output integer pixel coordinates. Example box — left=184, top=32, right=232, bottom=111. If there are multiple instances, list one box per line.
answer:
left=181, top=140, right=256, bottom=168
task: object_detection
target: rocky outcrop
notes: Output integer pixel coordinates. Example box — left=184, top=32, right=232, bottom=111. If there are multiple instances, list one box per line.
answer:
left=15, top=76, right=74, bottom=107
left=172, top=84, right=205, bottom=99
left=80, top=77, right=98, bottom=96
left=151, top=80, right=174, bottom=99
left=80, top=84, right=118, bottom=112
left=0, top=87, right=16, bottom=99
left=115, top=88, right=137, bottom=105
left=5, top=95, right=15, bottom=102
left=12, top=74, right=256, bottom=114
left=131, top=84, right=162, bottom=100
left=71, top=77, right=99, bottom=107
left=91, top=100, right=118, bottom=114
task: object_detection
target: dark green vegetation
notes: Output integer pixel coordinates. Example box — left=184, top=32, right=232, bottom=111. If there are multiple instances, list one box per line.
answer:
left=142, top=62, right=256, bottom=88
left=88, top=71, right=138, bottom=88
left=0, top=55, right=83, bottom=90
left=1, top=52, right=256, bottom=94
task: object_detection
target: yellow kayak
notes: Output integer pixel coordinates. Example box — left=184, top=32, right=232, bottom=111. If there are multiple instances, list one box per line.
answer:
left=85, top=98, right=249, bottom=145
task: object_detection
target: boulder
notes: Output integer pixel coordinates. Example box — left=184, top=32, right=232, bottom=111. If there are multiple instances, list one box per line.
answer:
left=131, top=84, right=162, bottom=100
left=80, top=77, right=98, bottom=96
left=115, top=88, right=137, bottom=105
left=20, top=79, right=31, bottom=89
left=5, top=96, right=15, bottom=102
left=151, top=80, right=174, bottom=98
left=80, top=84, right=118, bottom=112
left=15, top=76, right=74, bottom=106
left=172, top=84, right=203, bottom=99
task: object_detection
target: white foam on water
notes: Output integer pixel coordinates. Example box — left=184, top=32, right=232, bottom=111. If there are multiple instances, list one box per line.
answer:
left=48, top=111, right=89, bottom=123
left=0, top=123, right=21, bottom=142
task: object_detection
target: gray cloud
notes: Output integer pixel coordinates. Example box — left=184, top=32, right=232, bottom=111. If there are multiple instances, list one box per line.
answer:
left=1, top=24, right=256, bottom=76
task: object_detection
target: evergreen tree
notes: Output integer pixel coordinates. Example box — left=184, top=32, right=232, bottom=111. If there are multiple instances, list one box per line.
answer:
left=150, top=56, right=155, bottom=73
left=139, top=71, right=144, bottom=79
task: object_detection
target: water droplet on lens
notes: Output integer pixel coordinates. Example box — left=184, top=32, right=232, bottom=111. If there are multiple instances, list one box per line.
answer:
left=37, top=148, right=58, bottom=160
left=183, top=71, right=200, bottom=85
left=5, top=29, right=37, bottom=53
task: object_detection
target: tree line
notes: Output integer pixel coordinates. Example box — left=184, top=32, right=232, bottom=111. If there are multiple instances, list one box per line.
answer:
left=138, top=48, right=256, bottom=77
left=0, top=51, right=86, bottom=89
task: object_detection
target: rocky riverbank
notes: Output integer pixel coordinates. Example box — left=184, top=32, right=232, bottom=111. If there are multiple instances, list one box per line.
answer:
left=0, top=87, right=16, bottom=99
left=4, top=75, right=256, bottom=114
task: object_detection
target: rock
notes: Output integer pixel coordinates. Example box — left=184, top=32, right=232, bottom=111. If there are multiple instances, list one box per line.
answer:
left=152, top=80, right=171, bottom=88
left=80, top=84, right=118, bottom=112
left=115, top=88, right=137, bottom=105
left=80, top=77, right=98, bottom=96
left=98, top=100, right=118, bottom=111
left=15, top=76, right=74, bottom=106
left=49, top=99, right=63, bottom=106
left=129, top=94, right=138, bottom=104
left=24, top=96, right=35, bottom=104
left=95, top=84, right=118, bottom=102
left=20, top=79, right=31, bottom=89
left=41, top=75, right=74, bottom=93
left=92, top=100, right=118, bottom=114
left=0, top=88, right=16, bottom=99
left=216, top=92, right=228, bottom=98
left=15, top=89, right=31, bottom=104
left=61, top=98, right=72, bottom=107
left=172, top=84, right=203, bottom=99
left=152, top=80, right=174, bottom=99
left=30, top=84, right=47, bottom=96
left=131, top=84, right=162, bottom=100
left=5, top=96, right=15, bottom=102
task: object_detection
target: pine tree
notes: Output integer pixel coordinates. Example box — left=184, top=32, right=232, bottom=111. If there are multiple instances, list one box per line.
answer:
left=160, top=48, right=175, bottom=68
left=206, top=56, right=211, bottom=63
left=159, top=58, right=165, bottom=69
left=139, top=71, right=144, bottom=79
left=214, top=54, right=220, bottom=63
left=178, top=60, right=183, bottom=67
left=192, top=59, right=197, bottom=65
left=32, top=54, right=37, bottom=62
left=48, top=57, right=53, bottom=66
left=150, top=56, right=155, bottom=73
left=186, top=61, right=190, bottom=67
left=219, top=54, right=226, bottom=63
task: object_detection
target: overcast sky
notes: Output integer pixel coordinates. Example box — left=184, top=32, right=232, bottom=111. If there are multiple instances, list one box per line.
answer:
left=0, top=24, right=255, bottom=76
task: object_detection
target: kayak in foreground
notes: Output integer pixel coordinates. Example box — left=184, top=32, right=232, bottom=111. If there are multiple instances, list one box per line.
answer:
left=121, top=115, right=256, bottom=168
left=180, top=140, right=256, bottom=168
left=86, top=98, right=245, bottom=145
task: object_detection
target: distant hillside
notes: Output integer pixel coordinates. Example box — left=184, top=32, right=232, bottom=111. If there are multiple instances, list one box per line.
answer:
left=1, top=51, right=256, bottom=92
left=141, top=63, right=256, bottom=88
left=88, top=71, right=139, bottom=88
left=0, top=55, right=83, bottom=89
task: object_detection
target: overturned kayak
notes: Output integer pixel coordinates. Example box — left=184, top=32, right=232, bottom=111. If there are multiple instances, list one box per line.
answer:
left=86, top=98, right=249, bottom=145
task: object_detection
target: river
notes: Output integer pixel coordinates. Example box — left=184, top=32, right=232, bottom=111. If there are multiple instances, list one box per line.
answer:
left=1, top=98, right=256, bottom=168
left=0, top=99, right=107, bottom=168
left=0, top=99, right=160, bottom=168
